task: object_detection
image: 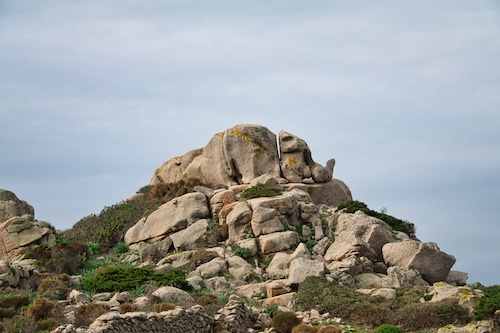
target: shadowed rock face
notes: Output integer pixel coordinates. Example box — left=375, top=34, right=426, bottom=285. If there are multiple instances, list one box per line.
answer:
left=150, top=124, right=335, bottom=187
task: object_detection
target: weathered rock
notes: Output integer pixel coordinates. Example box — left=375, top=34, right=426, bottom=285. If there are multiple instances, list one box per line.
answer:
left=124, top=192, right=209, bottom=245
left=262, top=292, right=296, bottom=308
left=279, top=130, right=334, bottom=183
left=191, top=257, right=227, bottom=278
left=446, top=270, right=469, bottom=286
left=139, top=238, right=172, bottom=262
left=312, top=237, right=333, bottom=256
left=0, top=189, right=34, bottom=222
left=152, top=286, right=195, bottom=304
left=381, top=266, right=428, bottom=288
left=251, top=206, right=284, bottom=236
left=152, top=125, right=281, bottom=187
left=266, top=280, right=292, bottom=298
left=354, top=273, right=384, bottom=289
left=0, top=216, right=57, bottom=260
left=288, top=257, right=325, bottom=285
left=426, top=282, right=484, bottom=311
left=382, top=240, right=456, bottom=284
left=372, top=288, right=397, bottom=300
left=227, top=202, right=253, bottom=243
left=286, top=179, right=352, bottom=206
left=214, top=295, right=259, bottom=333
left=228, top=255, right=255, bottom=282
left=335, top=211, right=396, bottom=259
left=209, top=189, right=236, bottom=220
left=69, top=290, right=91, bottom=305
left=236, top=282, right=267, bottom=299
left=266, top=243, right=310, bottom=279
left=259, top=231, right=300, bottom=254
left=324, top=231, right=377, bottom=262
left=169, top=219, right=216, bottom=251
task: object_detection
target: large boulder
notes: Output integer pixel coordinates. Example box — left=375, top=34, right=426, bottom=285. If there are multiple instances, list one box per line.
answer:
left=169, top=219, right=216, bottom=251
left=286, top=179, right=352, bottom=206
left=334, top=211, right=396, bottom=260
left=258, top=231, right=300, bottom=254
left=149, top=125, right=352, bottom=201
left=0, top=189, right=34, bottom=222
left=324, top=231, right=378, bottom=262
left=0, top=217, right=56, bottom=260
left=382, top=240, right=456, bottom=284
left=288, top=257, right=325, bottom=285
left=151, top=124, right=281, bottom=186
left=279, top=130, right=335, bottom=183
left=124, top=192, right=210, bottom=245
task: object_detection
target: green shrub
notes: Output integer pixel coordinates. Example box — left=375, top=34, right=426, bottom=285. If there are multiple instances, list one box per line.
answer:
left=240, top=183, right=284, bottom=200
left=114, top=242, right=129, bottom=255
left=271, top=311, right=302, bottom=333
left=231, top=244, right=252, bottom=258
left=87, top=241, right=101, bottom=256
left=375, top=324, right=402, bottom=333
left=263, top=302, right=279, bottom=318
left=80, top=265, right=190, bottom=293
left=473, top=285, right=500, bottom=320
left=295, top=276, right=393, bottom=326
left=336, top=200, right=416, bottom=238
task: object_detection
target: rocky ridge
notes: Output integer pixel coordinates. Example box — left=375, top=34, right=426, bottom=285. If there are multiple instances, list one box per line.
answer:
left=1, top=124, right=498, bottom=333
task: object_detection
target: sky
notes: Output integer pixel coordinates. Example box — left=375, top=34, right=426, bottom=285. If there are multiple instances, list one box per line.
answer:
left=0, top=1, right=499, bottom=286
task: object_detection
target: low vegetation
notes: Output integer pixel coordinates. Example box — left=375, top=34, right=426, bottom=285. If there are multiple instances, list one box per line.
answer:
left=295, top=276, right=471, bottom=330
left=80, top=265, right=190, bottom=294
left=240, top=182, right=284, bottom=200
left=336, top=200, right=416, bottom=238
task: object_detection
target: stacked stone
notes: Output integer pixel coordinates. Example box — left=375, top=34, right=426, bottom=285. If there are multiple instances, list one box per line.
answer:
left=214, top=295, right=258, bottom=333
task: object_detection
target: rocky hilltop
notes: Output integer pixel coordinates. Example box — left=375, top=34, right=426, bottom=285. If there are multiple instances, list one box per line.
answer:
left=1, top=124, right=498, bottom=333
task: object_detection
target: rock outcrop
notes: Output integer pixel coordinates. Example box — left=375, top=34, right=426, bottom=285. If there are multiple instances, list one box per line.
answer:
left=0, top=189, right=57, bottom=260
left=149, top=125, right=350, bottom=207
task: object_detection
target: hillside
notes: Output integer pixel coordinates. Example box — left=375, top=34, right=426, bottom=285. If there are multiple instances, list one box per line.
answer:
left=0, top=124, right=498, bottom=333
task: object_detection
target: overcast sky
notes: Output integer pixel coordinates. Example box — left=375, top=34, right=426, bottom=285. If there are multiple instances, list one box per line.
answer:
left=1, top=1, right=499, bottom=286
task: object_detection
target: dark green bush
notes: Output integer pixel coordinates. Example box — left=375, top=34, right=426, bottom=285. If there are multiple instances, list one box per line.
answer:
left=231, top=244, right=252, bottom=258
left=271, top=311, right=302, bottom=333
left=473, top=285, right=500, bottom=320
left=240, top=183, right=284, bottom=200
left=80, top=266, right=190, bottom=293
left=336, top=200, right=416, bottom=238
left=0, top=307, right=18, bottom=319
left=375, top=324, right=402, bottom=333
